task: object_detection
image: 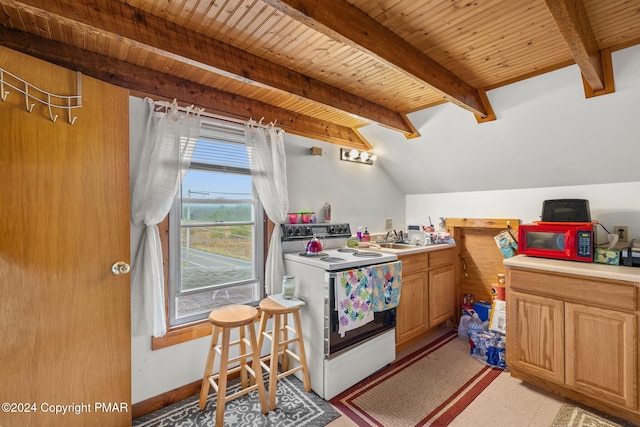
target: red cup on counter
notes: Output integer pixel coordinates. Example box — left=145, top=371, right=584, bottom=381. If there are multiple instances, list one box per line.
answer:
left=301, top=213, right=311, bottom=223
left=288, top=213, right=299, bottom=224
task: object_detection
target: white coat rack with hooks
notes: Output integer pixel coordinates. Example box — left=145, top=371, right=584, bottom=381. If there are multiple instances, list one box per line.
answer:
left=0, top=68, right=82, bottom=124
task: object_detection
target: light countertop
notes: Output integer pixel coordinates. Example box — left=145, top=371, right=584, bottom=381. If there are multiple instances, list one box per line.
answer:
left=504, top=255, right=640, bottom=283
left=370, top=243, right=456, bottom=256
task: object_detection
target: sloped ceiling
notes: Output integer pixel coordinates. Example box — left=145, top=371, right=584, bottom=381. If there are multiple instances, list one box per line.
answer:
left=0, top=0, right=639, bottom=149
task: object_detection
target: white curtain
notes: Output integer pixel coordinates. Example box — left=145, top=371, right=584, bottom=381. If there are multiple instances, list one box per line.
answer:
left=130, top=99, right=201, bottom=337
left=245, top=121, right=289, bottom=295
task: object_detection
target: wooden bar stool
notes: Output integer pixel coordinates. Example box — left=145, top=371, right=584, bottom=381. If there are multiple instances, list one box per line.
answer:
left=257, top=295, right=311, bottom=410
left=199, top=304, right=268, bottom=426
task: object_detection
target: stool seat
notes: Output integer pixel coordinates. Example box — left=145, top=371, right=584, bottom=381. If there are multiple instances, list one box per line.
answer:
left=257, top=295, right=311, bottom=410
left=208, top=304, right=259, bottom=327
left=259, top=296, right=304, bottom=314
left=199, top=304, right=267, bottom=426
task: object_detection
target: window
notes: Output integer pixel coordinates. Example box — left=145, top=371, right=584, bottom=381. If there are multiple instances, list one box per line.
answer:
left=168, top=121, right=264, bottom=327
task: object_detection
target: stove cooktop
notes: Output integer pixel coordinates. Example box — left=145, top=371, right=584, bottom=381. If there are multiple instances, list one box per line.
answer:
left=283, top=247, right=397, bottom=270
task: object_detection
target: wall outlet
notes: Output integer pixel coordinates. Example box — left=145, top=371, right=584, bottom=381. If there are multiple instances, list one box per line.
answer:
left=615, top=225, right=629, bottom=242
left=385, top=218, right=393, bottom=230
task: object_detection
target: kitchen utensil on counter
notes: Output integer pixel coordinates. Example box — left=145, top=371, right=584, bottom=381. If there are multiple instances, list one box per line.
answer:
left=357, top=242, right=381, bottom=249
left=305, top=235, right=325, bottom=254
left=323, top=203, right=331, bottom=222
left=425, top=216, right=435, bottom=232
left=282, top=275, right=296, bottom=299
left=300, top=212, right=313, bottom=223
left=541, top=199, right=591, bottom=222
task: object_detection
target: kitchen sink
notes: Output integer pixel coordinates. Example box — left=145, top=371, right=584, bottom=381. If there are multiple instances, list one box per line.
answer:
left=377, top=243, right=417, bottom=249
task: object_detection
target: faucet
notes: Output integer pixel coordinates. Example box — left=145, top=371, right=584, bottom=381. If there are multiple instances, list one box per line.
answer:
left=380, top=230, right=409, bottom=243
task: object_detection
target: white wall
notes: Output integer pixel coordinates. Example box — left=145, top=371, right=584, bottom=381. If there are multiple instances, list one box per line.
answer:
left=360, top=44, right=640, bottom=195
left=406, top=181, right=640, bottom=242
left=129, top=99, right=405, bottom=404
left=129, top=97, right=213, bottom=405
left=284, top=134, right=406, bottom=233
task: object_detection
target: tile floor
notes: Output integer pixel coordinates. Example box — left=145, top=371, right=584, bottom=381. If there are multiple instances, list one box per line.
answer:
left=326, top=329, right=567, bottom=427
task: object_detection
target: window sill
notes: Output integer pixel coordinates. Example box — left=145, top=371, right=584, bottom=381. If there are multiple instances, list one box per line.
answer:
left=151, top=321, right=213, bottom=350
left=151, top=304, right=263, bottom=350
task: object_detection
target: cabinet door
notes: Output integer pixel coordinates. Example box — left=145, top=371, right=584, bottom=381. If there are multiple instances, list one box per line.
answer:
left=565, top=303, right=637, bottom=409
left=396, top=272, right=428, bottom=346
left=507, top=291, right=564, bottom=383
left=428, top=265, right=455, bottom=326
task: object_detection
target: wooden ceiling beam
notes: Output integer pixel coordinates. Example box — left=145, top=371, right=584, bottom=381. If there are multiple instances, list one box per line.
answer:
left=543, top=0, right=606, bottom=92
left=8, top=0, right=414, bottom=136
left=262, top=0, right=491, bottom=119
left=0, top=26, right=372, bottom=150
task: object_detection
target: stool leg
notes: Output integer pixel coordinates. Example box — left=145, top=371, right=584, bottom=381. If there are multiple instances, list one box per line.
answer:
left=293, top=311, right=312, bottom=392
left=248, top=321, right=268, bottom=414
left=281, top=314, right=290, bottom=372
left=215, top=327, right=231, bottom=427
left=268, top=313, right=281, bottom=410
left=199, top=326, right=219, bottom=409
left=257, top=311, right=268, bottom=352
left=239, top=324, right=248, bottom=389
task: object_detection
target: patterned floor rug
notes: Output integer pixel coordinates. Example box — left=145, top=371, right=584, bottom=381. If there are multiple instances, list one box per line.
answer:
left=552, top=403, right=637, bottom=427
left=330, top=330, right=502, bottom=426
left=133, top=373, right=340, bottom=426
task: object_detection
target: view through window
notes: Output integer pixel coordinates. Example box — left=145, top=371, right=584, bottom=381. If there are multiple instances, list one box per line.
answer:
left=168, top=122, right=264, bottom=326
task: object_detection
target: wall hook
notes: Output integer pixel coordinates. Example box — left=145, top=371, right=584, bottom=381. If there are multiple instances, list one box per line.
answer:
left=47, top=94, right=58, bottom=122
left=0, top=69, right=7, bottom=101
left=1, top=67, right=82, bottom=124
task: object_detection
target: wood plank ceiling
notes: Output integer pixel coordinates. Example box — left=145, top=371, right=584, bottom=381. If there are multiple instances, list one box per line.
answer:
left=0, top=0, right=639, bottom=149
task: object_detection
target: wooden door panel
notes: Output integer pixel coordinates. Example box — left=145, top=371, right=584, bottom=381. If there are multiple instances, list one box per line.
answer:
left=428, top=265, right=455, bottom=326
left=458, top=228, right=504, bottom=302
left=565, top=303, right=637, bottom=409
left=0, top=47, right=131, bottom=426
left=446, top=218, right=519, bottom=306
left=507, top=291, right=564, bottom=384
left=396, top=273, right=427, bottom=345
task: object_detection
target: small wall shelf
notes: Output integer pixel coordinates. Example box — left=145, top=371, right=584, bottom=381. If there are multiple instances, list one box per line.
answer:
left=0, top=68, right=82, bottom=124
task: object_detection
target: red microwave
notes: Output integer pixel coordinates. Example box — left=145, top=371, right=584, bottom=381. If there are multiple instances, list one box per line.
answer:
left=518, top=222, right=596, bottom=262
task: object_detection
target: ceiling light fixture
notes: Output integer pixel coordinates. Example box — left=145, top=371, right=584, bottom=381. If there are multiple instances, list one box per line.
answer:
left=340, top=148, right=376, bottom=165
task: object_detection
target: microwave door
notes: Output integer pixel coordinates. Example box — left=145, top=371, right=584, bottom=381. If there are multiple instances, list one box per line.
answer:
left=525, top=230, right=571, bottom=257
left=527, top=231, right=564, bottom=250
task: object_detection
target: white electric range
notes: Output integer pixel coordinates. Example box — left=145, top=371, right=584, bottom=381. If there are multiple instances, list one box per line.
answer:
left=281, top=223, right=400, bottom=400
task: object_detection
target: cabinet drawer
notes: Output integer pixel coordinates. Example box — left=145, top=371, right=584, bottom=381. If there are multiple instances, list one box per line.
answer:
left=429, top=248, right=454, bottom=268
left=509, top=269, right=637, bottom=312
left=399, top=253, right=428, bottom=276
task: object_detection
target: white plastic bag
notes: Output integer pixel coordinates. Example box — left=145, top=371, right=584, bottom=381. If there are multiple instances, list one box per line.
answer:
left=458, top=313, right=471, bottom=339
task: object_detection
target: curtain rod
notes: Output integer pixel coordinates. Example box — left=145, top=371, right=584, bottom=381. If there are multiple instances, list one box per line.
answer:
left=149, top=98, right=280, bottom=131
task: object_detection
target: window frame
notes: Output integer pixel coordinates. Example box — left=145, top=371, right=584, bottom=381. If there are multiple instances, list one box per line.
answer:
left=168, top=170, right=265, bottom=327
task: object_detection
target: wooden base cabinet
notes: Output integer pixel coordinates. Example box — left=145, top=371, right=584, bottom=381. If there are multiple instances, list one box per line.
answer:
left=396, top=252, right=429, bottom=347
left=506, top=262, right=639, bottom=424
left=508, top=291, right=565, bottom=384
left=565, top=303, right=636, bottom=408
left=396, top=248, right=455, bottom=350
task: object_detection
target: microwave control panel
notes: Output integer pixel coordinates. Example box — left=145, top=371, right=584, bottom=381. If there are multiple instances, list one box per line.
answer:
left=577, top=230, right=592, bottom=258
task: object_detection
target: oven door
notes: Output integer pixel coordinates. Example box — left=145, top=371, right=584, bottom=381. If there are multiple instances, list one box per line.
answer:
left=325, top=261, right=401, bottom=357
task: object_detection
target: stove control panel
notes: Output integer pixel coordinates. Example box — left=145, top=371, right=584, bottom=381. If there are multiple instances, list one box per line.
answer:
left=281, top=223, right=351, bottom=240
